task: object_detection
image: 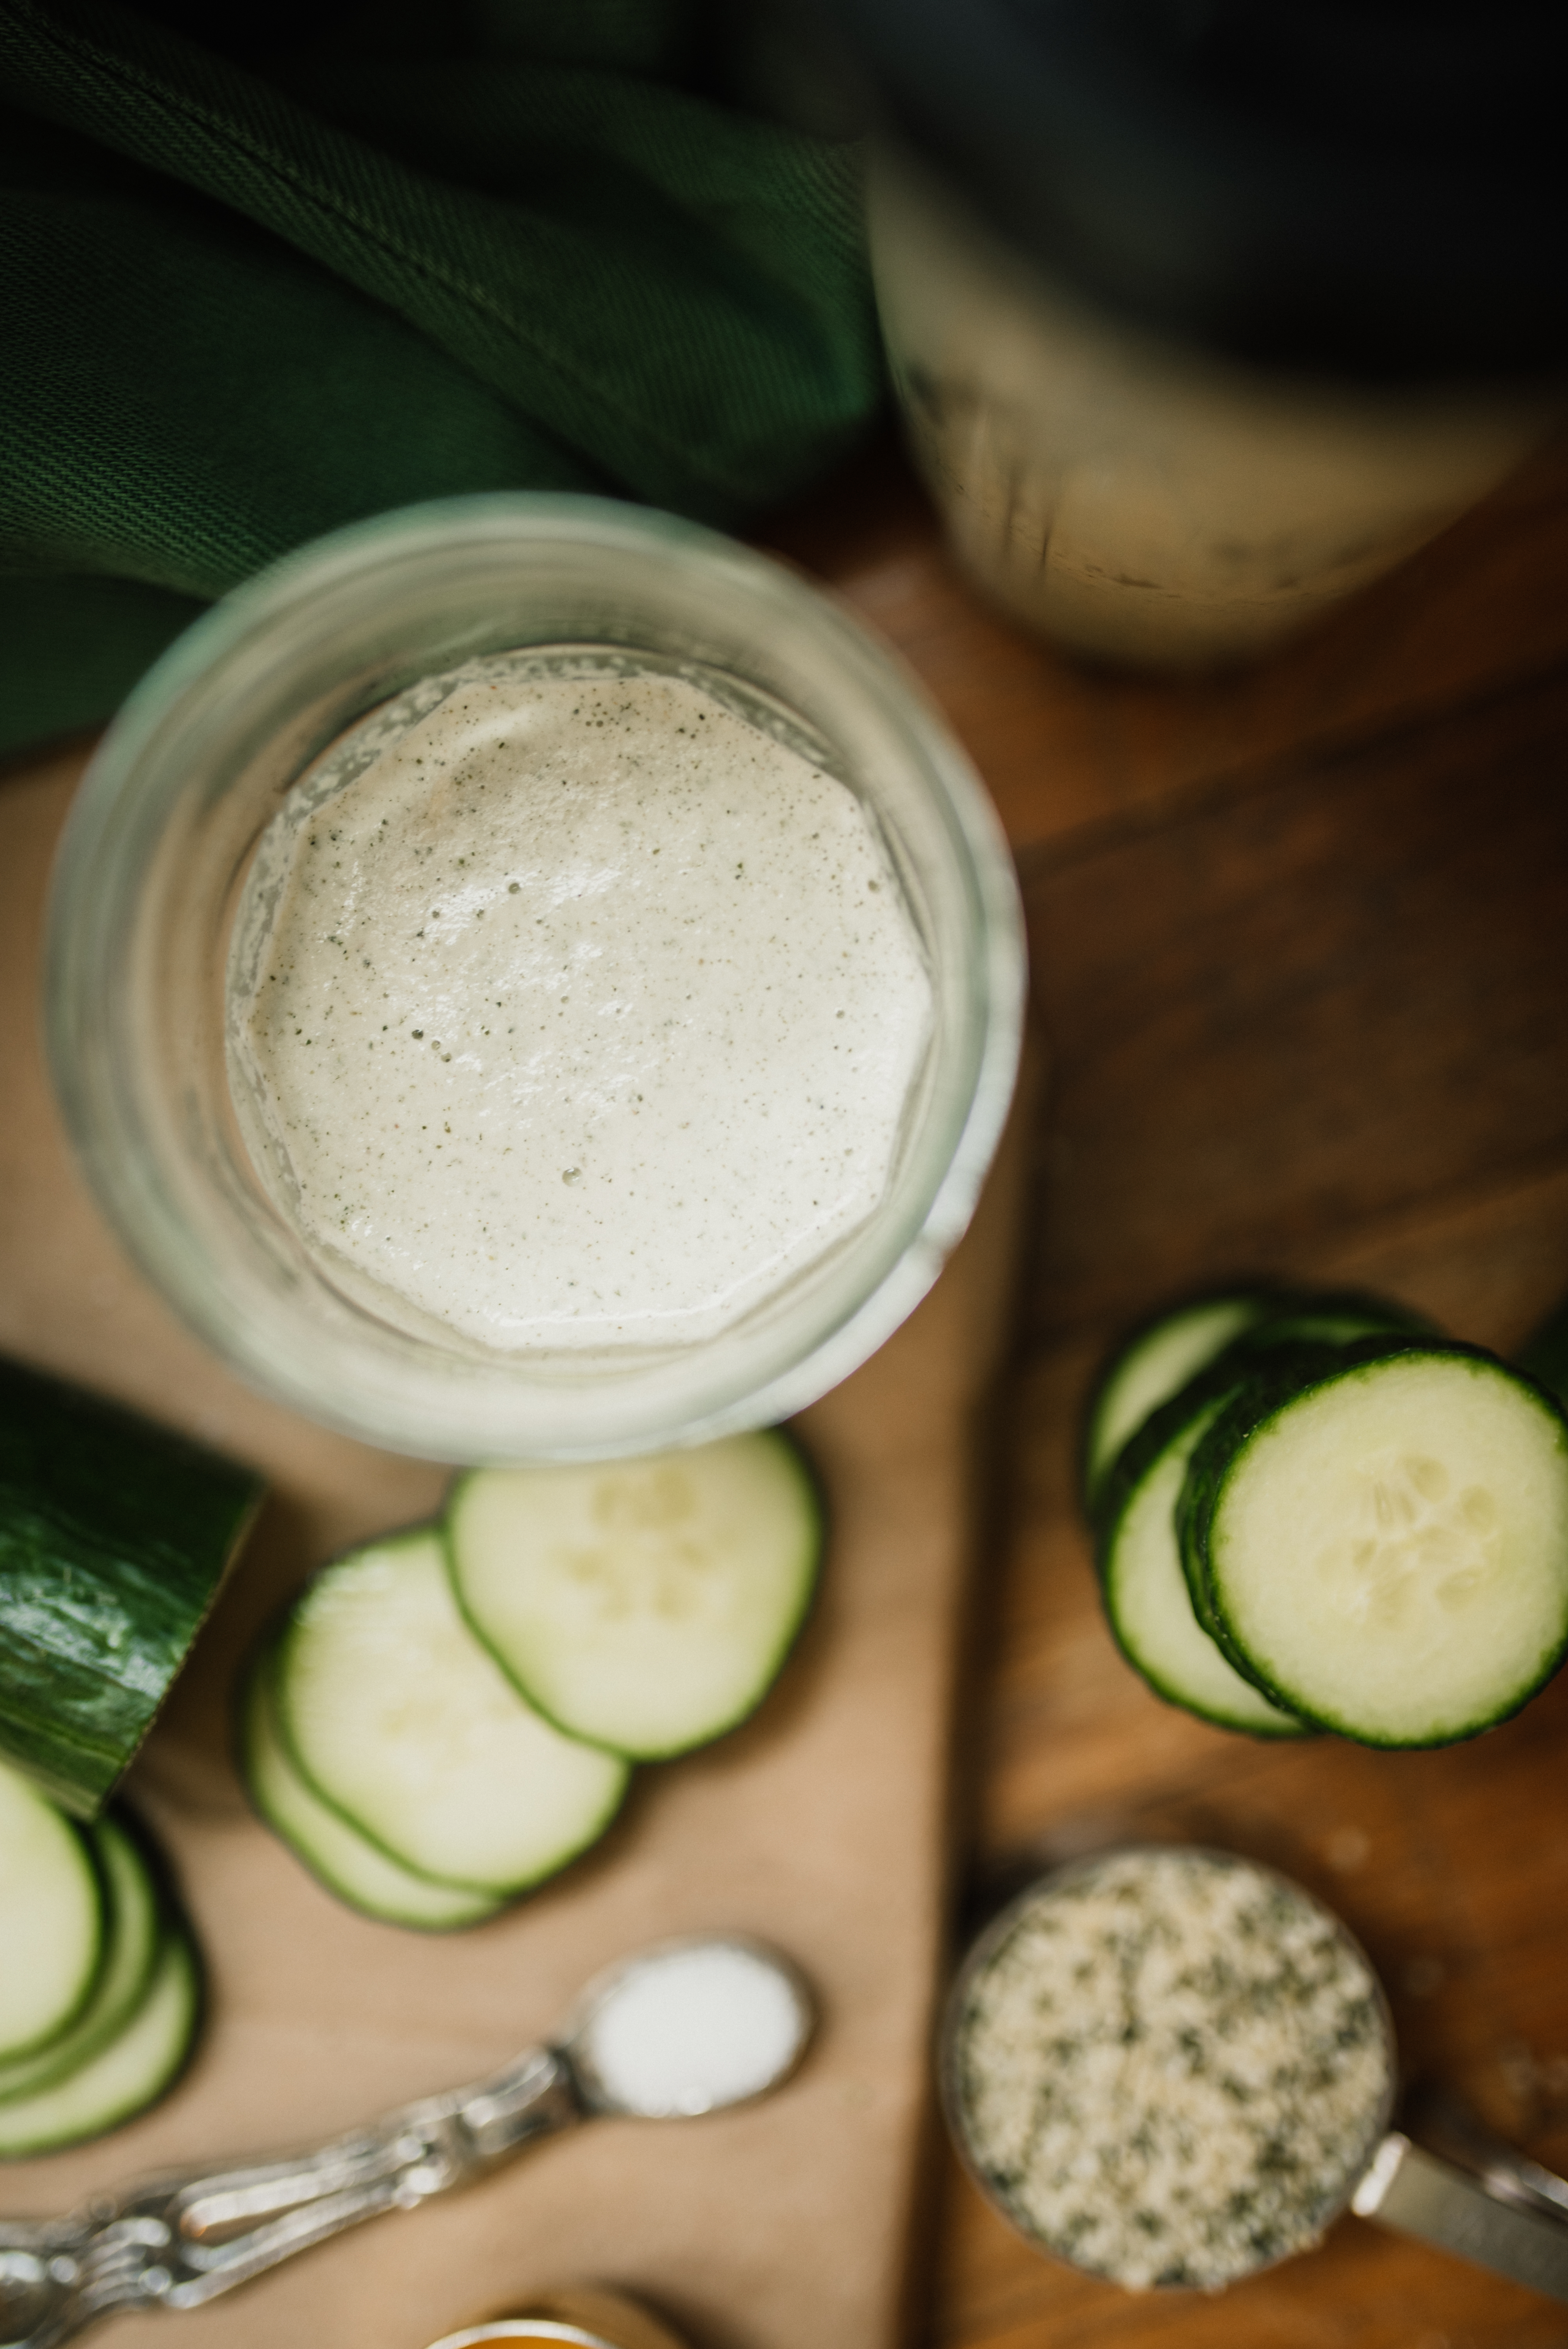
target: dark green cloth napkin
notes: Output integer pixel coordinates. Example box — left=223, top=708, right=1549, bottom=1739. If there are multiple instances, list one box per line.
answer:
left=0, top=0, right=882, bottom=752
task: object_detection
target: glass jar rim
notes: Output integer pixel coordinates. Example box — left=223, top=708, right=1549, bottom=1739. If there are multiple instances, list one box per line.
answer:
left=422, top=2326, right=622, bottom=2349
left=46, top=494, right=1025, bottom=1461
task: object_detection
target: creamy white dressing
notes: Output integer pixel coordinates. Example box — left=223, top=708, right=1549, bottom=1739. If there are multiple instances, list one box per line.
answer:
left=228, top=656, right=932, bottom=1351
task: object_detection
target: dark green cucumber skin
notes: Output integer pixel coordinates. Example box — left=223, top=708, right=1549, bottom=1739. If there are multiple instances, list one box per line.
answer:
left=1091, top=1338, right=1365, bottom=1548
left=1082, top=1285, right=1434, bottom=1516
left=0, top=1812, right=162, bottom=2103
left=0, top=1359, right=264, bottom=1817
left=1097, top=1480, right=1312, bottom=1739
left=0, top=1931, right=205, bottom=2160
left=1079, top=1286, right=1292, bottom=1513
left=266, top=1531, right=531, bottom=1891
left=1176, top=1306, right=1439, bottom=1638
left=0, top=1804, right=205, bottom=2158
left=1226, top=1289, right=1437, bottom=1356
left=270, top=1528, right=633, bottom=1895
left=445, top=1424, right=828, bottom=1763
left=1093, top=1348, right=1352, bottom=1738
left=1094, top=1362, right=1246, bottom=1553
left=0, top=1809, right=107, bottom=2067
left=1175, top=1337, right=1427, bottom=1678
left=1090, top=1322, right=1414, bottom=1559
left=233, top=1624, right=506, bottom=1932
left=1178, top=1340, right=1568, bottom=1747
left=1520, top=1299, right=1568, bottom=1417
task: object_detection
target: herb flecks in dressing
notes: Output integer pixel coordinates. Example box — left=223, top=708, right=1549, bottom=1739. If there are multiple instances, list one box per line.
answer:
left=232, top=663, right=932, bottom=1350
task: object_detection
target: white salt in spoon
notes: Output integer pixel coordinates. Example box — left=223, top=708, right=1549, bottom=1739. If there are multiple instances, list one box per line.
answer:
left=0, top=1935, right=813, bottom=2349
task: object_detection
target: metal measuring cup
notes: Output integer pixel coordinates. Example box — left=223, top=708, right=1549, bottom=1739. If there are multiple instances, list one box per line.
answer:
left=941, top=1845, right=1568, bottom=2304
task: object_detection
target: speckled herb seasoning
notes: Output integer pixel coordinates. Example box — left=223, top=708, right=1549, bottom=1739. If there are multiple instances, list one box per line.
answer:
left=948, top=1847, right=1392, bottom=2291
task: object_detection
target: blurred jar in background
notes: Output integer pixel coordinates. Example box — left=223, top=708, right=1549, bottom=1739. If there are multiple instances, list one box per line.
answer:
left=424, top=2284, right=689, bottom=2349
left=834, top=0, right=1568, bottom=669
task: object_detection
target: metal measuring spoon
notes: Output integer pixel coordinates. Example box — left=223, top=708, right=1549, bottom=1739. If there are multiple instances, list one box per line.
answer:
left=943, top=1847, right=1568, bottom=2304
left=0, top=1934, right=813, bottom=2349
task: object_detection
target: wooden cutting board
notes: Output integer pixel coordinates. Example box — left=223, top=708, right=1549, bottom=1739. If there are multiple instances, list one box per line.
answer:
left=0, top=737, right=1026, bottom=2349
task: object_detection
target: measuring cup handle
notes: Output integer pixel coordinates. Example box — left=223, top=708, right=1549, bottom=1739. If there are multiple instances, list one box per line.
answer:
left=1354, top=2132, right=1568, bottom=2303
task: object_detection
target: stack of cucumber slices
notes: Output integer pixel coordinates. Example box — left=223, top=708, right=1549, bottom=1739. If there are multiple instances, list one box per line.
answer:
left=0, top=1760, right=200, bottom=2157
left=242, top=1431, right=822, bottom=1928
left=1083, top=1287, right=1568, bottom=1747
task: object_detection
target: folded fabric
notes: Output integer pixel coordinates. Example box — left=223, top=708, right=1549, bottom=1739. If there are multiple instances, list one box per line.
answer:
left=0, top=0, right=882, bottom=752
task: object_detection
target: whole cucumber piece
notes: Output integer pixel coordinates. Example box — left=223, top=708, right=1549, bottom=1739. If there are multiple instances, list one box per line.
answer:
left=0, top=1359, right=263, bottom=1815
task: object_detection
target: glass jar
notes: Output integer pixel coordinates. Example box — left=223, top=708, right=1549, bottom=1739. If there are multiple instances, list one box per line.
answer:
left=424, top=2285, right=688, bottom=2349
left=868, top=144, right=1561, bottom=672
left=46, top=495, right=1023, bottom=1462
left=836, top=2, right=1568, bottom=671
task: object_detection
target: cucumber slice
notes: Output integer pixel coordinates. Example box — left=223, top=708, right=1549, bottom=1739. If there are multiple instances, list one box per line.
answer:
left=1232, top=1289, right=1437, bottom=1356
left=1083, top=1287, right=1435, bottom=1516
left=0, top=1759, right=104, bottom=2062
left=241, top=1644, right=506, bottom=1931
left=0, top=1358, right=264, bottom=1816
left=1169, top=1344, right=1390, bottom=1657
left=277, top=1530, right=629, bottom=1894
left=1082, top=1291, right=1283, bottom=1512
left=446, top=1433, right=823, bottom=1760
left=0, top=1814, right=162, bottom=2105
left=1182, top=1344, right=1568, bottom=1746
left=0, top=1928, right=200, bottom=2159
left=1096, top=1390, right=1309, bottom=1738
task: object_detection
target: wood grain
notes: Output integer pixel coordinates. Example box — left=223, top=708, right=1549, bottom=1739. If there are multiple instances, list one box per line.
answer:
left=763, top=423, right=1568, bottom=855
left=772, top=429, right=1568, bottom=2347
left=6, top=408, right=1568, bottom=2349
left=1019, top=671, right=1568, bottom=1344
left=0, top=744, right=1027, bottom=2349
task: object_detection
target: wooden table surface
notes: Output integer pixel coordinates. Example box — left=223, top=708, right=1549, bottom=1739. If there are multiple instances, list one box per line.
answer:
left=765, top=427, right=1568, bottom=2349
left=7, top=426, right=1568, bottom=2349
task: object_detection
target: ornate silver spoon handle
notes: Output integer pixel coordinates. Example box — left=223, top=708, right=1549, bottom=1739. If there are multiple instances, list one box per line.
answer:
left=0, top=2047, right=579, bottom=2349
